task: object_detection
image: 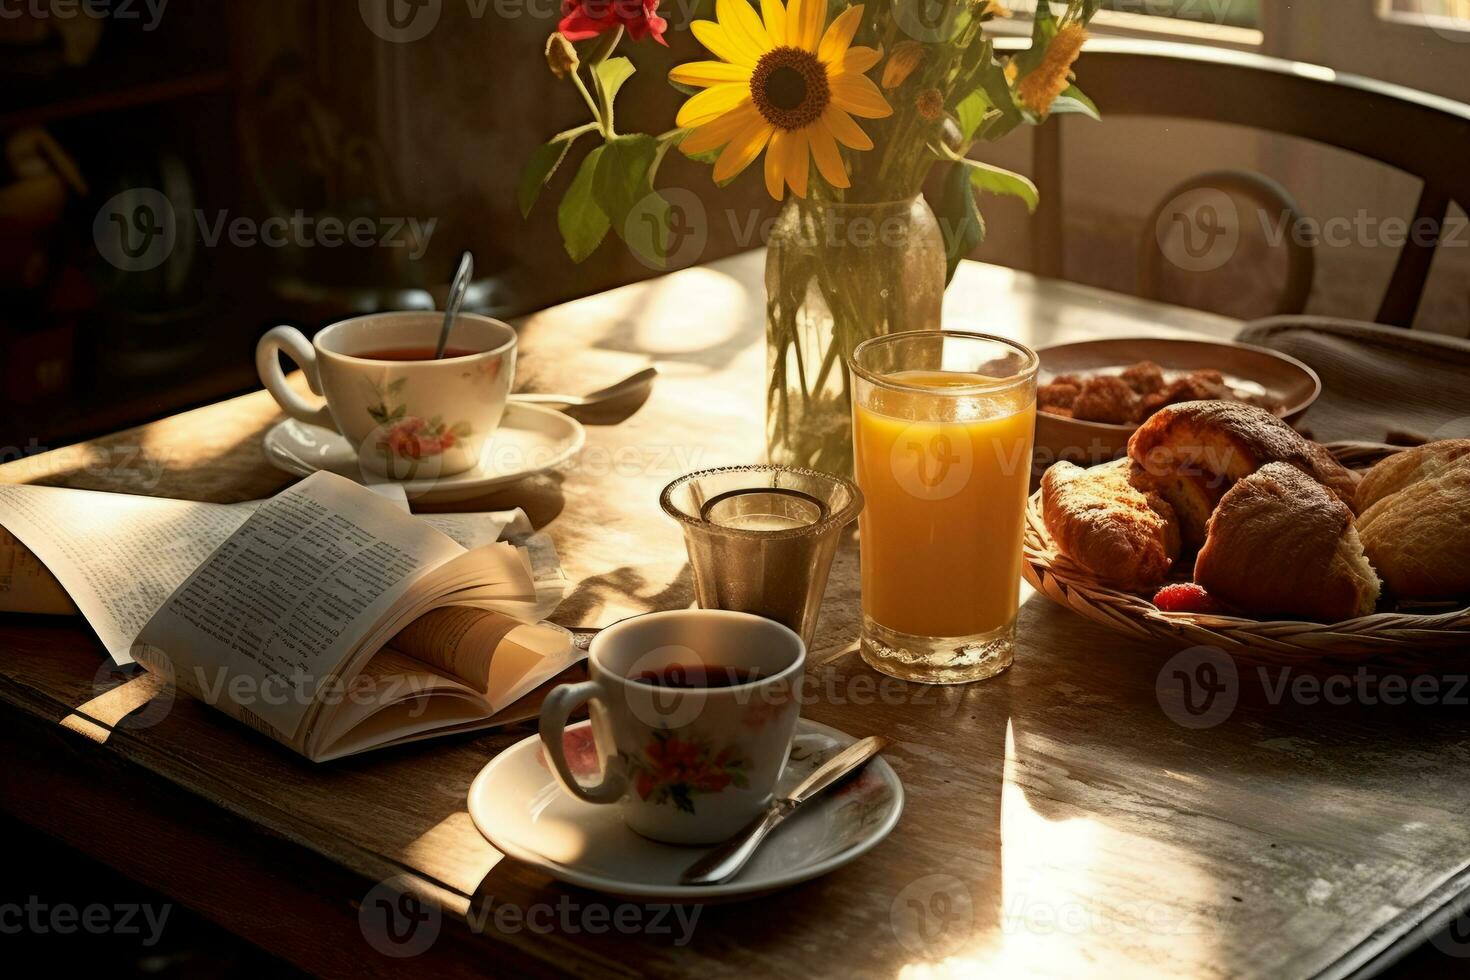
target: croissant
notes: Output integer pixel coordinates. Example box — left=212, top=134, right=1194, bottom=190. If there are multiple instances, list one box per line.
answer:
left=1195, top=463, right=1380, bottom=622
left=1357, top=441, right=1470, bottom=601
left=1129, top=401, right=1360, bottom=545
left=1042, top=459, right=1180, bottom=592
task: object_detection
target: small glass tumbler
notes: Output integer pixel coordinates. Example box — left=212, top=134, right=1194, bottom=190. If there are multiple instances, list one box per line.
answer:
left=660, top=465, right=864, bottom=649
left=849, top=331, right=1038, bottom=684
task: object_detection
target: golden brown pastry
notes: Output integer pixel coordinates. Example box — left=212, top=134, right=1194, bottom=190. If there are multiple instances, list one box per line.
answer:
left=1128, top=400, right=1359, bottom=509
left=1195, top=463, right=1381, bottom=622
left=1356, top=441, right=1470, bottom=601
left=1042, top=459, right=1181, bottom=592
left=1357, top=439, right=1470, bottom=512
left=1128, top=467, right=1223, bottom=549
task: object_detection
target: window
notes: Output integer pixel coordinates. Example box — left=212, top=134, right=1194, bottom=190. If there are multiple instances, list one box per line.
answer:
left=1384, top=0, right=1470, bottom=32
left=1100, top=1, right=1262, bottom=30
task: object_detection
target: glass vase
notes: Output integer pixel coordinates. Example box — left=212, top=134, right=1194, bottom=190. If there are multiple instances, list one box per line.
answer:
left=765, top=195, right=946, bottom=478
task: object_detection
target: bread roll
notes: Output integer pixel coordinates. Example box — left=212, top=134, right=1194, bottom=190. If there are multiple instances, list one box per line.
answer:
left=1042, top=460, right=1181, bottom=592
left=1357, top=441, right=1470, bottom=601
left=1195, top=463, right=1380, bottom=622
left=1129, top=400, right=1359, bottom=511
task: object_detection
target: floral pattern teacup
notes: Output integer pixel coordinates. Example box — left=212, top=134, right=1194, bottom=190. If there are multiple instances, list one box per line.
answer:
left=256, top=311, right=516, bottom=480
left=539, top=610, right=804, bottom=845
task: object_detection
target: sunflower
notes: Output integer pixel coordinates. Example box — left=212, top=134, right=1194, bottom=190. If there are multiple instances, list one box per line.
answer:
left=670, top=0, right=892, bottom=201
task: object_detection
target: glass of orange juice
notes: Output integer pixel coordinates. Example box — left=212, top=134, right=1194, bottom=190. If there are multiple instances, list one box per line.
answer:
left=849, top=331, right=1038, bottom=684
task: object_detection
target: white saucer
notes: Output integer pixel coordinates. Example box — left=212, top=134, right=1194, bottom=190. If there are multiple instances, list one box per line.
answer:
left=262, top=403, right=586, bottom=503
left=467, top=718, right=903, bottom=901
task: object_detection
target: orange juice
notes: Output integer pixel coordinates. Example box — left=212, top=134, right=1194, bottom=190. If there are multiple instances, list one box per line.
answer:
left=853, top=371, right=1036, bottom=638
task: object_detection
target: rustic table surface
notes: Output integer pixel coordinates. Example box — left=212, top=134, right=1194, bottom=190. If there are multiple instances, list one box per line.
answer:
left=2, top=251, right=1467, bottom=979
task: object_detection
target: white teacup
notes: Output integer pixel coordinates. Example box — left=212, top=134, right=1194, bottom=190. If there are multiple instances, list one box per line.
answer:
left=256, top=311, right=517, bottom=480
left=539, top=610, right=805, bottom=845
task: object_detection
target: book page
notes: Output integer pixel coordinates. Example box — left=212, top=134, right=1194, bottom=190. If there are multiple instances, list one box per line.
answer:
left=132, top=471, right=465, bottom=746
left=0, top=485, right=256, bottom=663
left=0, top=524, right=76, bottom=615
left=389, top=606, right=571, bottom=694
left=0, top=480, right=556, bottom=661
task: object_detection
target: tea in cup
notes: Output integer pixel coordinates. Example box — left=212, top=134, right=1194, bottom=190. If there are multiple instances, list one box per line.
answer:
left=256, top=311, right=516, bottom=480
left=539, top=610, right=804, bottom=845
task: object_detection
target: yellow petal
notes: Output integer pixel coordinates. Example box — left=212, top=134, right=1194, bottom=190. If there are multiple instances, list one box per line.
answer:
left=822, top=106, right=873, bottom=150
left=787, top=0, right=826, bottom=51
left=682, top=102, right=766, bottom=154
left=676, top=83, right=752, bottom=129
left=691, top=20, right=759, bottom=67
left=765, top=129, right=787, bottom=201
left=830, top=72, right=893, bottom=119
left=818, top=5, right=864, bottom=65
left=784, top=127, right=810, bottom=198
left=836, top=45, right=883, bottom=76
left=807, top=120, right=849, bottom=189
left=713, top=118, right=773, bottom=183
left=718, top=0, right=773, bottom=57
left=761, top=0, right=787, bottom=45
left=670, top=60, right=754, bottom=88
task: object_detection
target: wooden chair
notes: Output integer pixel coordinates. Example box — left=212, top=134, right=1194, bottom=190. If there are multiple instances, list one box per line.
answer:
left=998, top=38, right=1470, bottom=329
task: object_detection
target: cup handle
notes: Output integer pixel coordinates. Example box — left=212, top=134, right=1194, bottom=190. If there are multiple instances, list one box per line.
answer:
left=538, top=680, right=627, bottom=805
left=256, top=325, right=337, bottom=431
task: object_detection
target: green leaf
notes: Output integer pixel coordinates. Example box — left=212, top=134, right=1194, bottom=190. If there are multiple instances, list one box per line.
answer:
left=595, top=57, right=636, bottom=105
left=594, top=133, right=659, bottom=228
left=558, top=145, right=610, bottom=263
left=1050, top=84, right=1101, bottom=121
left=1014, top=0, right=1061, bottom=76
left=979, top=60, right=1023, bottom=141
left=963, top=158, right=1040, bottom=213
left=939, top=162, right=985, bottom=283
left=954, top=89, right=990, bottom=143
left=519, top=135, right=576, bottom=218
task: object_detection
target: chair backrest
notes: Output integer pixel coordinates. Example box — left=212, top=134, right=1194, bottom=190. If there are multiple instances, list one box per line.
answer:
left=996, top=37, right=1470, bottom=329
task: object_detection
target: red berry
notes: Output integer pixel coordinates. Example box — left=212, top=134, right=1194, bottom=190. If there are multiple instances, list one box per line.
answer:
left=1153, top=583, right=1222, bottom=614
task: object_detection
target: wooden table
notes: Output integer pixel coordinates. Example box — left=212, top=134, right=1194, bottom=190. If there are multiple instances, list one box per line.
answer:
left=2, top=252, right=1467, bottom=979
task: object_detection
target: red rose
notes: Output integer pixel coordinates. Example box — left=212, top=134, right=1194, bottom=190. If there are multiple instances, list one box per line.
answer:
left=558, top=0, right=668, bottom=46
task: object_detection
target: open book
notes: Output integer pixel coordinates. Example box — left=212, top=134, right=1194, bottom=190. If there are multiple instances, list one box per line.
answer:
left=0, top=472, right=583, bottom=761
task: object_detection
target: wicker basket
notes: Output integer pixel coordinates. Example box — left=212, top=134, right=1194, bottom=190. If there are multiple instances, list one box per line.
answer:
left=1022, top=443, right=1470, bottom=668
